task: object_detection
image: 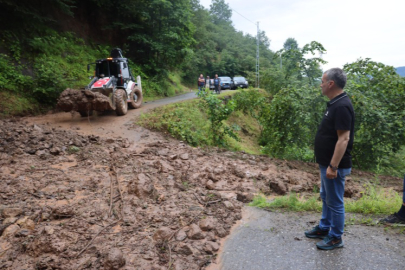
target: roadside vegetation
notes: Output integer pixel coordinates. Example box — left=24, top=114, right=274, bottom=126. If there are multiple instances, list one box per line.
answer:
left=250, top=184, right=402, bottom=216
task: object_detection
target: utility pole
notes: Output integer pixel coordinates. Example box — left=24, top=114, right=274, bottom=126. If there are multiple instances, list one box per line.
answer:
left=256, top=22, right=260, bottom=88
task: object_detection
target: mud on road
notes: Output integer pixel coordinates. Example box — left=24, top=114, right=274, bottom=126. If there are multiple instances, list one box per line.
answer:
left=0, top=93, right=402, bottom=269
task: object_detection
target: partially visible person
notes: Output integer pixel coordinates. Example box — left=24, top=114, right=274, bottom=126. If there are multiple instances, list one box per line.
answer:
left=198, top=74, right=205, bottom=95
left=380, top=175, right=405, bottom=224
left=304, top=68, right=355, bottom=250
left=206, top=76, right=210, bottom=90
left=213, top=74, right=221, bottom=94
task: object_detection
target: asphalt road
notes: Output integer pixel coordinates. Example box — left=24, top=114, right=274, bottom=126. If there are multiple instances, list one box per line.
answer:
left=212, top=207, right=405, bottom=270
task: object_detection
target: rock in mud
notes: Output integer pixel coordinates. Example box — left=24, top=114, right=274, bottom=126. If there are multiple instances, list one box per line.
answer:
left=1, top=207, right=23, bottom=218
left=180, top=153, right=189, bottom=160
left=203, top=241, right=219, bottom=254
left=236, top=192, right=254, bottom=203
left=104, top=248, right=126, bottom=270
left=206, top=180, right=215, bottom=190
left=153, top=227, right=173, bottom=241
left=51, top=206, right=75, bottom=219
left=128, top=173, right=155, bottom=198
left=175, top=243, right=193, bottom=255
left=2, top=224, right=20, bottom=237
left=16, top=216, right=35, bottom=230
left=199, top=217, right=217, bottom=231
left=269, top=179, right=287, bottom=195
left=215, top=226, right=228, bottom=238
left=223, top=201, right=234, bottom=210
left=49, top=147, right=61, bottom=155
left=3, top=217, right=18, bottom=224
left=187, top=224, right=205, bottom=240
left=175, top=229, right=187, bottom=241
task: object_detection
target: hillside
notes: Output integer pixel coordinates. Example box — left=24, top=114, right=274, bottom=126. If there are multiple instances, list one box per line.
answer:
left=396, top=66, right=405, bottom=77
left=0, top=0, right=276, bottom=117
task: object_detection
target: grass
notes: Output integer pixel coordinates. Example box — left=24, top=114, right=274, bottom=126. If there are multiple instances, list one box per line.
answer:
left=250, top=184, right=402, bottom=215
left=138, top=99, right=211, bottom=146
left=0, top=91, right=42, bottom=117
left=138, top=89, right=262, bottom=153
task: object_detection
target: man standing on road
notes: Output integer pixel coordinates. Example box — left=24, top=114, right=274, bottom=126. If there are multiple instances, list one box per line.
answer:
left=206, top=76, right=210, bottom=90
left=198, top=74, right=205, bottom=95
left=305, top=68, right=355, bottom=250
left=213, top=74, right=221, bottom=94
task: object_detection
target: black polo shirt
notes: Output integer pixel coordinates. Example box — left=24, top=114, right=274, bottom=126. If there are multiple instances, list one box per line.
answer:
left=314, top=92, right=355, bottom=168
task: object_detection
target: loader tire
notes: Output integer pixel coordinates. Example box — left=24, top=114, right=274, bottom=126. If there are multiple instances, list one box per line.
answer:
left=79, top=110, right=93, bottom=117
left=128, top=86, right=143, bottom=109
left=114, top=89, right=128, bottom=116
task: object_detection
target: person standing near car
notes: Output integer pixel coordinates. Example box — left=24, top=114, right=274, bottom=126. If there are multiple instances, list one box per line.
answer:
left=206, top=76, right=210, bottom=90
left=213, top=74, right=221, bottom=94
left=198, top=74, right=205, bottom=95
left=304, top=68, right=355, bottom=250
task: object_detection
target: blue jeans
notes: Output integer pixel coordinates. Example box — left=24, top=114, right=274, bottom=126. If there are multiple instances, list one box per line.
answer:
left=198, top=85, right=204, bottom=94
left=318, top=165, right=351, bottom=238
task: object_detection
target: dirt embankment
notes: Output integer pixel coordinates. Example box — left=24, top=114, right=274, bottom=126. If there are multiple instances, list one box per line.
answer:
left=0, top=118, right=397, bottom=269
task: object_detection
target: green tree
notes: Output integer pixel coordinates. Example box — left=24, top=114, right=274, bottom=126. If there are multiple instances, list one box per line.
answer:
left=283, top=37, right=298, bottom=50
left=344, top=58, right=405, bottom=169
left=210, top=0, right=232, bottom=25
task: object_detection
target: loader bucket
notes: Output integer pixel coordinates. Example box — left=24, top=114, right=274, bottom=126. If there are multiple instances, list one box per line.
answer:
left=57, top=88, right=116, bottom=113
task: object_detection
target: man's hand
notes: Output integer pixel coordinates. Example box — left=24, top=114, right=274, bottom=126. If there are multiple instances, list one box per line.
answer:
left=326, top=166, right=338, bottom=179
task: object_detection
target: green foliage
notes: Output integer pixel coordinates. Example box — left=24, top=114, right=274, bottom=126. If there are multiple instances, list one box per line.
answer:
left=0, top=54, right=33, bottom=92
left=233, top=89, right=270, bottom=135
left=251, top=184, right=402, bottom=215
left=210, top=0, right=232, bottom=25
left=250, top=193, right=322, bottom=212
left=260, top=86, right=324, bottom=161
left=1, top=30, right=110, bottom=105
left=345, top=184, right=402, bottom=214
left=101, top=0, right=195, bottom=73
left=259, top=67, right=289, bottom=95
left=0, top=91, right=40, bottom=116
left=0, top=0, right=74, bottom=31
left=138, top=91, right=261, bottom=151
left=182, top=3, right=274, bottom=85
left=199, top=91, right=239, bottom=146
left=138, top=100, right=210, bottom=147
left=344, top=58, right=405, bottom=170
left=67, top=145, right=80, bottom=154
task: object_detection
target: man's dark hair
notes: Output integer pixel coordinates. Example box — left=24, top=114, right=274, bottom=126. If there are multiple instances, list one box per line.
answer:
left=324, top=68, right=347, bottom=89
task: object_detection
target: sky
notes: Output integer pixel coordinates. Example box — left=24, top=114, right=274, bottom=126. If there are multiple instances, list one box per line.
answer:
left=199, top=0, right=405, bottom=70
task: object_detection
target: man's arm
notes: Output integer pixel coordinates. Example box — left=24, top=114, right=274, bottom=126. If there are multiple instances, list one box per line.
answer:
left=327, top=130, right=350, bottom=179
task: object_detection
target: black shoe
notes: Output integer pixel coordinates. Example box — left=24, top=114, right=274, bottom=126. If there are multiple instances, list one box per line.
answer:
left=379, top=213, right=405, bottom=224
left=316, top=236, right=344, bottom=250
left=305, top=225, right=329, bottom=239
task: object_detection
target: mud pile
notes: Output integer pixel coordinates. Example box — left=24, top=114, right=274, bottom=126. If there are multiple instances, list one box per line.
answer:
left=57, top=88, right=114, bottom=113
left=0, top=119, right=367, bottom=269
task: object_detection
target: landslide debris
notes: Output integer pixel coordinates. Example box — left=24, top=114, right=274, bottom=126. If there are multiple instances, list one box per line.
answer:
left=57, top=88, right=115, bottom=113
left=0, top=118, right=370, bottom=269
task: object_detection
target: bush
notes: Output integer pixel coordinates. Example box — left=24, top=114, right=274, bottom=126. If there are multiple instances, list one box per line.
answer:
left=344, top=59, right=405, bottom=170
left=139, top=101, right=210, bottom=147
left=259, top=86, right=324, bottom=161
left=199, top=91, right=239, bottom=146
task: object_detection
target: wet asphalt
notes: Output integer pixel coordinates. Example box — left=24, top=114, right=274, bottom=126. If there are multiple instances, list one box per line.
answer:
left=215, top=207, right=405, bottom=270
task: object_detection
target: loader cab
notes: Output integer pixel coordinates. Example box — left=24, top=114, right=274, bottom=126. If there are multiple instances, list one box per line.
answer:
left=94, top=58, right=131, bottom=87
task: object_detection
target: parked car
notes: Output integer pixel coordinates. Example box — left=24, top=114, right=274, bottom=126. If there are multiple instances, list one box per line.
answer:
left=218, top=76, right=234, bottom=90
left=232, top=76, right=248, bottom=89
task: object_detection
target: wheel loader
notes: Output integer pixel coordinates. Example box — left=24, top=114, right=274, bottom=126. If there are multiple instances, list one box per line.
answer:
left=57, top=48, right=143, bottom=117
